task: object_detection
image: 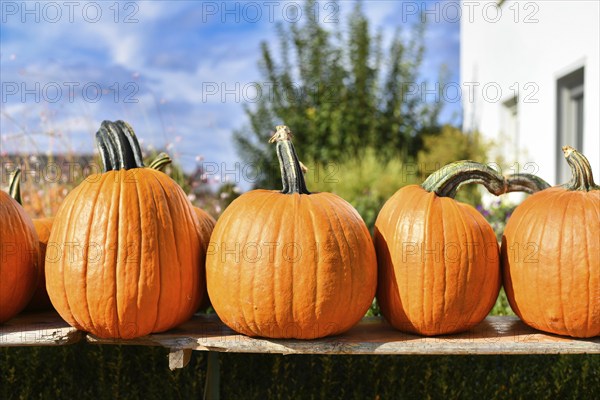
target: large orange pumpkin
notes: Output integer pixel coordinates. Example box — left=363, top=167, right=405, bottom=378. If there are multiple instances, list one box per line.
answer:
left=502, top=146, right=599, bottom=338
left=0, top=169, right=40, bottom=323
left=374, top=161, right=510, bottom=335
left=206, top=125, right=377, bottom=339
left=46, top=120, right=206, bottom=339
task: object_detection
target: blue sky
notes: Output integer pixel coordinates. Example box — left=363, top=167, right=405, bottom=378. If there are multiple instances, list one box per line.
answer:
left=0, top=1, right=460, bottom=176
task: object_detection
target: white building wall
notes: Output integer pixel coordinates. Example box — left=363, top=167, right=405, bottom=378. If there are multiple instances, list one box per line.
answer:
left=461, top=0, right=599, bottom=185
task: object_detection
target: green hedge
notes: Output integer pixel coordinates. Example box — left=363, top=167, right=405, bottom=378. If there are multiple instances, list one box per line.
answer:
left=2, top=343, right=598, bottom=399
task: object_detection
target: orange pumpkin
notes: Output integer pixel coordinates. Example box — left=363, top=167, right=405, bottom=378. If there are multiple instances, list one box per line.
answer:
left=149, top=152, right=216, bottom=310
left=8, top=170, right=55, bottom=311
left=194, top=206, right=216, bottom=310
left=374, top=161, right=509, bottom=335
left=206, top=125, right=377, bottom=339
left=46, top=120, right=206, bottom=339
left=27, top=217, right=54, bottom=310
left=0, top=169, right=40, bottom=323
left=502, top=146, right=600, bottom=338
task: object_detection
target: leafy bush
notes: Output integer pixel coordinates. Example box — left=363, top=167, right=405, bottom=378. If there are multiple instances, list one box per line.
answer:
left=307, top=147, right=418, bottom=232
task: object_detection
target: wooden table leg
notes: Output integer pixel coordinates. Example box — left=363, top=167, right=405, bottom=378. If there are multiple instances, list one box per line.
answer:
left=203, top=351, right=220, bottom=400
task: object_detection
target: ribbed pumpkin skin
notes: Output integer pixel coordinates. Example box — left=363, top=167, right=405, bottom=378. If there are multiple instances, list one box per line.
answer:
left=26, top=217, right=54, bottom=311
left=206, top=190, right=377, bottom=339
left=46, top=169, right=204, bottom=339
left=0, top=191, right=40, bottom=323
left=502, top=187, right=600, bottom=338
left=375, top=185, right=500, bottom=336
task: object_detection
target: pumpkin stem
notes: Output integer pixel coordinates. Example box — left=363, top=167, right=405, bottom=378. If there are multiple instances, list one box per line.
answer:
left=561, top=146, right=599, bottom=191
left=96, top=120, right=145, bottom=171
left=504, top=173, right=551, bottom=194
left=421, top=160, right=507, bottom=198
left=269, top=125, right=310, bottom=195
left=148, top=152, right=172, bottom=172
left=9, top=168, right=22, bottom=205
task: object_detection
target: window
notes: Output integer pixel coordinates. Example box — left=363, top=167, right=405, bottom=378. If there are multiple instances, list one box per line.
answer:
left=557, top=67, right=584, bottom=183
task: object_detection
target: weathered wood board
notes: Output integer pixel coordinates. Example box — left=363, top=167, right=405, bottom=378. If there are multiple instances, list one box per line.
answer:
left=3, top=312, right=598, bottom=355
left=0, top=311, right=82, bottom=346
left=86, top=314, right=600, bottom=355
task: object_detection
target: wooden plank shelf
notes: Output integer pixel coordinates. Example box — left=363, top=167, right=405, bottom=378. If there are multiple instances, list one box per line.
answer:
left=86, top=314, right=600, bottom=356
left=0, top=311, right=83, bottom=347
left=3, top=311, right=598, bottom=356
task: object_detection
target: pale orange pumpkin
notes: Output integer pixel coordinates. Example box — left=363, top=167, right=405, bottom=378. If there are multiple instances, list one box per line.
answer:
left=46, top=120, right=206, bottom=339
left=502, top=146, right=600, bottom=338
left=206, top=125, right=377, bottom=339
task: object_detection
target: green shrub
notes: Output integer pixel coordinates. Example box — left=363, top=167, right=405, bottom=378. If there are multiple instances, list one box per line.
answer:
left=307, top=147, right=418, bottom=232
